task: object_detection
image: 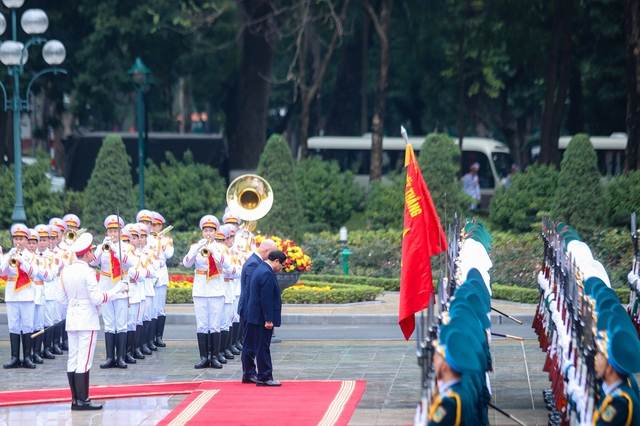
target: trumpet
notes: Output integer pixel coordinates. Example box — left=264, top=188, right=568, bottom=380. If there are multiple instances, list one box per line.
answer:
left=151, top=225, right=174, bottom=237
left=9, top=248, right=23, bottom=267
left=65, top=228, right=87, bottom=245
left=200, top=237, right=212, bottom=257
left=102, top=237, right=112, bottom=252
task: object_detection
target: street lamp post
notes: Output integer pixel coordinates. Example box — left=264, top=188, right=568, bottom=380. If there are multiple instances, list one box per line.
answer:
left=0, top=0, right=66, bottom=223
left=339, top=226, right=352, bottom=275
left=128, top=57, right=151, bottom=211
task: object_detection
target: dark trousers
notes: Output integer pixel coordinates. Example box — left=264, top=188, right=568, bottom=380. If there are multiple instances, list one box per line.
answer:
left=247, top=323, right=273, bottom=382
left=241, top=318, right=257, bottom=379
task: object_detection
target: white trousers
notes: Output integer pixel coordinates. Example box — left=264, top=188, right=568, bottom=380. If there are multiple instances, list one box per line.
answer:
left=193, top=296, right=224, bottom=333
left=7, top=301, right=35, bottom=334
left=232, top=297, right=240, bottom=323
left=67, top=330, right=98, bottom=373
left=143, top=296, right=155, bottom=321
left=127, top=302, right=140, bottom=331
left=44, top=300, right=60, bottom=327
left=33, top=304, right=44, bottom=331
left=137, top=299, right=145, bottom=325
left=155, top=285, right=167, bottom=317
left=102, top=298, right=128, bottom=333
left=221, top=303, right=233, bottom=331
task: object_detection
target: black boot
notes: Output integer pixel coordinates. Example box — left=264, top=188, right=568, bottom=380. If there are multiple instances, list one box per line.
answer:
left=32, top=331, right=44, bottom=364
left=222, top=330, right=234, bottom=359
left=208, top=332, right=222, bottom=369
left=22, top=333, right=36, bottom=369
left=67, top=372, right=78, bottom=410
left=115, top=332, right=128, bottom=368
left=216, top=332, right=227, bottom=364
left=133, top=325, right=145, bottom=359
left=74, top=371, right=102, bottom=410
left=42, top=328, right=55, bottom=359
left=229, top=324, right=241, bottom=355
left=52, top=323, right=63, bottom=355
left=236, top=322, right=243, bottom=350
left=100, top=333, right=116, bottom=368
left=124, top=331, right=136, bottom=364
left=61, top=322, right=69, bottom=351
left=194, top=333, right=209, bottom=369
left=141, top=321, right=152, bottom=355
left=3, top=333, right=21, bottom=369
left=148, top=319, right=157, bottom=351
left=155, top=315, right=167, bottom=347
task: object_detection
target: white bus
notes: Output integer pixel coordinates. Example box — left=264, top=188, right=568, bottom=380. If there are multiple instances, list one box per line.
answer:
left=304, top=134, right=514, bottom=207
left=558, top=134, right=627, bottom=176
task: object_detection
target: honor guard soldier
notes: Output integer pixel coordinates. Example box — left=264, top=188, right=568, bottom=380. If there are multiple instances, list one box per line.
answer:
left=215, top=225, right=241, bottom=361
left=593, top=322, right=640, bottom=425
left=1, top=224, right=38, bottom=369
left=150, top=211, right=173, bottom=347
left=92, top=215, right=139, bottom=369
left=34, top=224, right=56, bottom=361
left=50, top=217, right=70, bottom=351
left=57, top=233, right=128, bottom=410
left=183, top=215, right=232, bottom=369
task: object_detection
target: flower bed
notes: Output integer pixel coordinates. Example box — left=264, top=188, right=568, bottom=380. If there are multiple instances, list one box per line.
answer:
left=281, top=281, right=383, bottom=304
left=255, top=235, right=312, bottom=273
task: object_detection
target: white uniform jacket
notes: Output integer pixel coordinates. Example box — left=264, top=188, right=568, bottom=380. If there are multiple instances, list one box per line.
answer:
left=91, top=242, right=139, bottom=300
left=183, top=242, right=233, bottom=298
left=57, top=260, right=113, bottom=331
left=0, top=249, right=37, bottom=302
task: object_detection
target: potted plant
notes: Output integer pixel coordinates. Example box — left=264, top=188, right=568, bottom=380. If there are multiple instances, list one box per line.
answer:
left=254, top=234, right=312, bottom=292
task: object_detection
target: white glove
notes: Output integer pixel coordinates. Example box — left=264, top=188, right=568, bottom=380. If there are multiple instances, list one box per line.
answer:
left=153, top=259, right=165, bottom=269
left=7, top=247, right=17, bottom=257
left=197, top=239, right=209, bottom=249
left=102, top=236, right=112, bottom=245
left=628, top=271, right=639, bottom=286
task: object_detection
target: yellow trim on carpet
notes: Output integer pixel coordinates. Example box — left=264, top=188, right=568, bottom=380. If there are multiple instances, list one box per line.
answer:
left=318, top=380, right=357, bottom=426
left=166, top=389, right=220, bottom=426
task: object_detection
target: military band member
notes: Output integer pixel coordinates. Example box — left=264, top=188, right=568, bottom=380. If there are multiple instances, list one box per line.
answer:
left=28, top=229, right=53, bottom=364
left=183, top=215, right=232, bottom=369
left=1, top=224, right=38, bottom=369
left=150, top=211, right=173, bottom=347
left=216, top=225, right=241, bottom=361
left=121, top=224, right=146, bottom=364
left=35, top=224, right=56, bottom=361
left=57, top=233, right=127, bottom=410
left=593, top=326, right=640, bottom=425
left=50, top=217, right=70, bottom=351
left=46, top=223, right=64, bottom=356
left=136, top=222, right=160, bottom=358
left=91, top=215, right=138, bottom=369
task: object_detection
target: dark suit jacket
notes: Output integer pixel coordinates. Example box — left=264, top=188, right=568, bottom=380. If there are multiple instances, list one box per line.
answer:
left=246, top=262, right=282, bottom=327
left=239, top=253, right=262, bottom=319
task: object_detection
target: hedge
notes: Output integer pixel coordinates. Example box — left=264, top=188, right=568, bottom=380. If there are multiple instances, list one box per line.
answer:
left=302, top=274, right=401, bottom=291
left=281, top=281, right=384, bottom=304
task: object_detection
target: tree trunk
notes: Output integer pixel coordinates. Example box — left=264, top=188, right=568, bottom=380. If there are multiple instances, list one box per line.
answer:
left=457, top=0, right=470, bottom=177
left=365, top=0, right=393, bottom=182
left=360, top=14, right=369, bottom=136
left=565, top=63, right=584, bottom=135
left=539, top=0, right=573, bottom=167
left=625, top=0, right=640, bottom=171
left=227, top=0, right=276, bottom=171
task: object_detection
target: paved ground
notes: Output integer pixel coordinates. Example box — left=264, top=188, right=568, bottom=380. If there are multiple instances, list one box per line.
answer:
left=0, top=293, right=627, bottom=425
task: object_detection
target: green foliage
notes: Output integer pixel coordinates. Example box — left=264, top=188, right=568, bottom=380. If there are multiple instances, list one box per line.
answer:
left=281, top=282, right=383, bottom=304
left=0, top=160, right=67, bottom=228
left=551, top=134, right=606, bottom=235
left=489, top=164, right=559, bottom=232
left=489, top=230, right=542, bottom=289
left=166, top=287, right=193, bottom=304
left=303, top=274, right=400, bottom=291
left=491, top=284, right=539, bottom=304
left=364, top=173, right=404, bottom=230
left=256, top=134, right=304, bottom=241
left=142, top=150, right=227, bottom=232
left=605, top=171, right=640, bottom=227
left=417, top=133, right=467, bottom=223
left=82, top=135, right=136, bottom=233
left=295, top=157, right=362, bottom=232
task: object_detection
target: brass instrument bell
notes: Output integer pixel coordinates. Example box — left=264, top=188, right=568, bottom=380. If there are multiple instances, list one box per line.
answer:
left=226, top=174, right=273, bottom=222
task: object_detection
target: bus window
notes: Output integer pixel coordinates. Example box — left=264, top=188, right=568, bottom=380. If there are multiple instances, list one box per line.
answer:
left=462, top=151, right=494, bottom=189
left=599, top=150, right=625, bottom=176
left=492, top=152, right=513, bottom=180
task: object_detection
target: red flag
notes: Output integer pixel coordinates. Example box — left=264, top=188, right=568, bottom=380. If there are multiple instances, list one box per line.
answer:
left=14, top=266, right=32, bottom=292
left=110, top=250, right=121, bottom=283
left=207, top=254, right=221, bottom=279
left=399, top=144, right=447, bottom=340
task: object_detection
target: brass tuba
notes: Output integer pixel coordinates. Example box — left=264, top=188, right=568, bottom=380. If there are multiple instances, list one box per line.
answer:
left=226, top=174, right=273, bottom=231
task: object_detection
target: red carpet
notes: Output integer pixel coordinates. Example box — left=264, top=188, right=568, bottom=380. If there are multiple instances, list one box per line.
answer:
left=0, top=380, right=365, bottom=426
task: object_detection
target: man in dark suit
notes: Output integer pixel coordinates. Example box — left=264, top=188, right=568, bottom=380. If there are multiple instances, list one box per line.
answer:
left=239, top=239, right=276, bottom=383
left=245, top=250, right=286, bottom=387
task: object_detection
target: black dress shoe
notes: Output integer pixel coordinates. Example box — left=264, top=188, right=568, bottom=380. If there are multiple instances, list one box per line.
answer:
left=242, top=376, right=258, bottom=384
left=256, top=380, right=281, bottom=387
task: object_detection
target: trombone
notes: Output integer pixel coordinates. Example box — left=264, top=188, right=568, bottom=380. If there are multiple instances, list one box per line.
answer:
left=64, top=228, right=87, bottom=245
left=150, top=225, right=173, bottom=237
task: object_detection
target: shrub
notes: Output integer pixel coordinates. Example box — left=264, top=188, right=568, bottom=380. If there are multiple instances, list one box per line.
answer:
left=551, top=134, right=606, bottom=235
left=83, top=135, right=136, bottom=233
left=142, top=150, right=227, bottom=232
left=490, top=163, right=559, bottom=232
left=489, top=230, right=542, bottom=289
left=605, top=171, right=640, bottom=227
left=281, top=281, right=383, bottom=304
left=256, top=134, right=304, bottom=241
left=364, top=173, right=404, bottom=230
left=417, top=133, right=467, bottom=224
left=303, top=274, right=401, bottom=291
left=491, top=284, right=539, bottom=303
left=295, top=156, right=362, bottom=231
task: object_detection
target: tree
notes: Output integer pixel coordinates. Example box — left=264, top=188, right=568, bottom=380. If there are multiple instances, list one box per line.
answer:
left=82, top=135, right=136, bottom=233
left=256, top=134, right=304, bottom=241
left=550, top=134, right=605, bottom=234
left=142, top=150, right=227, bottom=232
left=363, top=0, right=393, bottom=182
left=624, top=0, right=640, bottom=170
